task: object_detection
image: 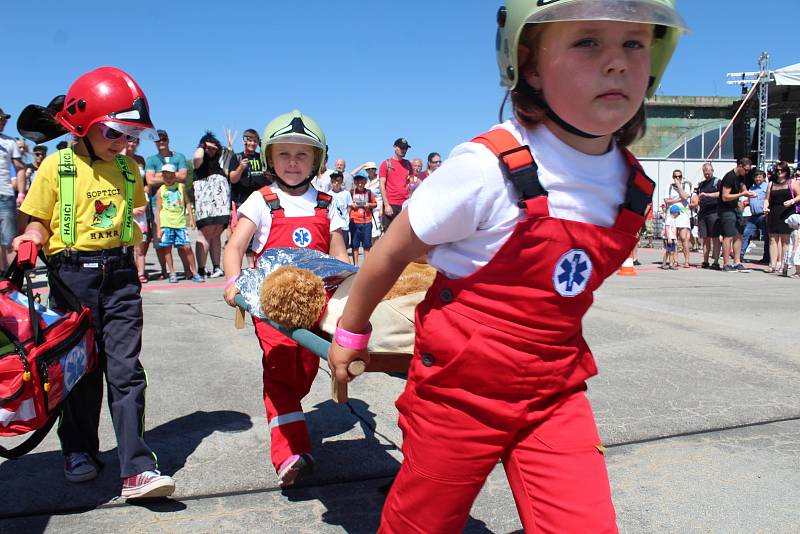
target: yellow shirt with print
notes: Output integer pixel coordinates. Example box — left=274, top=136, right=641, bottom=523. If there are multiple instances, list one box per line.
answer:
left=20, top=151, right=146, bottom=255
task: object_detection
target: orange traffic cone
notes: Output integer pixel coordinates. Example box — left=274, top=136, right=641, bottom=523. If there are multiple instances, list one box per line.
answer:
left=617, top=256, right=637, bottom=276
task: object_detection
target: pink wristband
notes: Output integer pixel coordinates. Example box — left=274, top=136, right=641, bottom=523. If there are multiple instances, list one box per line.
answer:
left=335, top=319, right=372, bottom=350
left=224, top=275, right=239, bottom=288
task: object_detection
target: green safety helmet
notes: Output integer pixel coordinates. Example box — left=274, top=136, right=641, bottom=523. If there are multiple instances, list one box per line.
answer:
left=261, top=109, right=327, bottom=176
left=496, top=0, right=688, bottom=98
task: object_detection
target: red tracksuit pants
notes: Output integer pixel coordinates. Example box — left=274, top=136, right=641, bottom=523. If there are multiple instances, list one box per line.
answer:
left=379, top=384, right=617, bottom=533
left=254, top=319, right=319, bottom=470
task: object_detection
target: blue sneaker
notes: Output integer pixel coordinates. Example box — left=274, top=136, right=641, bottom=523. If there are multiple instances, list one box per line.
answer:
left=64, top=452, right=98, bottom=483
left=190, top=274, right=205, bottom=283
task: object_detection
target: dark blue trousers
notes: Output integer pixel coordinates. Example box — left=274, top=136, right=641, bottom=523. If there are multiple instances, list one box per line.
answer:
left=48, top=248, right=156, bottom=478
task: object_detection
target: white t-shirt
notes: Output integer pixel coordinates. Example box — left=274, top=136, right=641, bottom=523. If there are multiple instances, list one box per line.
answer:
left=0, top=134, right=23, bottom=197
left=667, top=183, right=692, bottom=228
left=330, top=189, right=353, bottom=223
left=312, top=169, right=333, bottom=193
left=237, top=184, right=346, bottom=253
left=408, top=120, right=628, bottom=279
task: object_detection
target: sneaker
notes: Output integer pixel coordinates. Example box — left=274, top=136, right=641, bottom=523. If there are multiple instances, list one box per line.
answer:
left=734, top=264, right=750, bottom=273
left=277, top=453, right=314, bottom=488
left=168, top=273, right=178, bottom=283
left=190, top=274, right=205, bottom=283
left=701, top=261, right=710, bottom=269
left=64, top=452, right=98, bottom=483
left=209, top=267, right=224, bottom=279
left=710, top=263, right=721, bottom=271
left=722, top=264, right=736, bottom=272
left=633, top=260, right=642, bottom=266
left=121, top=470, right=176, bottom=500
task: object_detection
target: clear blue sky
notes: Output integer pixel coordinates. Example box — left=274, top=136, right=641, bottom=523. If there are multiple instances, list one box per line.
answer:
left=3, top=0, right=799, bottom=166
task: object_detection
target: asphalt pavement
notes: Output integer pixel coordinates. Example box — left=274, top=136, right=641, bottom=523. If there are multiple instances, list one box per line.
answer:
left=1, top=243, right=798, bottom=533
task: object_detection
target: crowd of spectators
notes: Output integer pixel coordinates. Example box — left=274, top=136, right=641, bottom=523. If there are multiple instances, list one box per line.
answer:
left=4, top=104, right=799, bottom=279
left=638, top=158, right=800, bottom=277
left=0, top=110, right=439, bottom=278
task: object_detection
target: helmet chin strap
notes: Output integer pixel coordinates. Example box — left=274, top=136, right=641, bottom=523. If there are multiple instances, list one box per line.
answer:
left=519, top=80, right=603, bottom=140
left=82, top=136, right=101, bottom=163
left=272, top=173, right=315, bottom=192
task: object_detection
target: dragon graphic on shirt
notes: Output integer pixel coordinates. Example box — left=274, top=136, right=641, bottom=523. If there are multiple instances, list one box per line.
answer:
left=92, top=200, right=117, bottom=229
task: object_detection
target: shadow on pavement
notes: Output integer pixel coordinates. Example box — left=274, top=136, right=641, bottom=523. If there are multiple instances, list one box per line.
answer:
left=284, top=398, right=493, bottom=533
left=0, top=410, right=252, bottom=532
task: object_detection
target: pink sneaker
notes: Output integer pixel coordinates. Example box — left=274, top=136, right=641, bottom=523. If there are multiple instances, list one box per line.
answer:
left=277, top=453, right=314, bottom=488
left=121, top=470, right=176, bottom=499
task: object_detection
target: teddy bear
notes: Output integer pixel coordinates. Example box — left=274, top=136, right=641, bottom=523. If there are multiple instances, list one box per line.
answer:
left=234, top=248, right=437, bottom=375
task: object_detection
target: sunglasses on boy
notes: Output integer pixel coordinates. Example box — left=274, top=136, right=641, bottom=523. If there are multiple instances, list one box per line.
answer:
left=99, top=122, right=149, bottom=142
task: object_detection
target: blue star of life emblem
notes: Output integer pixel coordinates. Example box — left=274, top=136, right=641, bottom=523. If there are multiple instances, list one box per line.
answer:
left=553, top=249, right=592, bottom=297
left=292, top=227, right=312, bottom=248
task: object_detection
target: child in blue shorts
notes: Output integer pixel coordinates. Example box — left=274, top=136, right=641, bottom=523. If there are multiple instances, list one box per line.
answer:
left=155, top=163, right=202, bottom=283
left=349, top=174, right=376, bottom=264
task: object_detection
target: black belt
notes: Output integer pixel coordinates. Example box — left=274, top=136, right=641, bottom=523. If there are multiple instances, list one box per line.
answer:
left=50, top=246, right=134, bottom=265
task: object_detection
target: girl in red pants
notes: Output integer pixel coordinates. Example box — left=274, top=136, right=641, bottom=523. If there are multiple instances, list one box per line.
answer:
left=223, top=110, right=347, bottom=487
left=329, top=1, right=686, bottom=532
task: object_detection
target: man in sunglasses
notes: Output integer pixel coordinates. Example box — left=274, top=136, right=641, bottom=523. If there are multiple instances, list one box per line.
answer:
left=0, top=107, right=27, bottom=270
left=696, top=163, right=722, bottom=269
left=145, top=129, right=188, bottom=279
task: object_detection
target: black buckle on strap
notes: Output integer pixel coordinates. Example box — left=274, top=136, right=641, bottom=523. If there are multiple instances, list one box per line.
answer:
left=266, top=198, right=282, bottom=212
left=497, top=145, right=547, bottom=203
left=621, top=170, right=652, bottom=216
left=58, top=163, right=76, bottom=176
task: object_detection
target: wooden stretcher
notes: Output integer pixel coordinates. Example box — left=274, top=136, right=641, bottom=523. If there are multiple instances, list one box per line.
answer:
left=233, top=294, right=411, bottom=403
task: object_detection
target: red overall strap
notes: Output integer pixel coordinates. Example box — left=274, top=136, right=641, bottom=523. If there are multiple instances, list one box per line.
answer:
left=260, top=186, right=284, bottom=218
left=315, top=192, right=332, bottom=217
left=614, top=149, right=656, bottom=235
left=471, top=129, right=548, bottom=216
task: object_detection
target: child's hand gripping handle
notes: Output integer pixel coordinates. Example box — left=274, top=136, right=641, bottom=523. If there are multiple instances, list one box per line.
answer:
left=332, top=359, right=366, bottom=404
left=17, top=241, right=38, bottom=271
left=232, top=294, right=365, bottom=403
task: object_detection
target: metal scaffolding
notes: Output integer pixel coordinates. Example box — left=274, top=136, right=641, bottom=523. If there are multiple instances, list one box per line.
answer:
left=726, top=52, right=773, bottom=170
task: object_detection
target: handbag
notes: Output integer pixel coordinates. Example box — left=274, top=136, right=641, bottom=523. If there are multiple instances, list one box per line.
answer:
left=0, top=243, right=97, bottom=459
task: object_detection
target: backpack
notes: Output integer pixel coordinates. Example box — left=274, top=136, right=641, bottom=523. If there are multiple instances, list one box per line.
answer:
left=384, top=158, right=414, bottom=188
left=0, top=243, right=97, bottom=458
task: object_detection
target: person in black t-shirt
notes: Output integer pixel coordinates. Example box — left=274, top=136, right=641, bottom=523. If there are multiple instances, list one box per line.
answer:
left=717, top=157, right=756, bottom=272
left=228, top=129, right=270, bottom=219
left=696, top=163, right=722, bottom=269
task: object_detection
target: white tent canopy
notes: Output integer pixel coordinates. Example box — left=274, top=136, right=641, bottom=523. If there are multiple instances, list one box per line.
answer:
left=774, top=62, right=800, bottom=86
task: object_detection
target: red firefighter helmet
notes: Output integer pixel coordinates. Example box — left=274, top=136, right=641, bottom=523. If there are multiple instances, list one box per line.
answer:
left=54, top=67, right=157, bottom=140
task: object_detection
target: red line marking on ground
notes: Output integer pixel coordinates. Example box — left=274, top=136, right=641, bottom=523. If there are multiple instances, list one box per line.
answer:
left=141, top=282, right=226, bottom=291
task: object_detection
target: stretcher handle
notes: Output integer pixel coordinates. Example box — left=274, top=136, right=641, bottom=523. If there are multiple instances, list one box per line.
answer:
left=17, top=241, right=38, bottom=271
left=233, top=294, right=365, bottom=403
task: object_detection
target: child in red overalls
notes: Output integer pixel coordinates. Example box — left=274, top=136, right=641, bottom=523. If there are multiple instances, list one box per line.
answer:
left=223, top=110, right=348, bottom=487
left=328, top=1, right=686, bottom=532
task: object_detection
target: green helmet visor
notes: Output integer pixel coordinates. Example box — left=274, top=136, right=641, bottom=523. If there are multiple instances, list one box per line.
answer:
left=524, top=0, right=686, bottom=31
left=263, top=116, right=325, bottom=151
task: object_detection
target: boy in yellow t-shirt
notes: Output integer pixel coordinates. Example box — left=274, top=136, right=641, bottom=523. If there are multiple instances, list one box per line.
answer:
left=155, top=164, right=202, bottom=283
left=13, top=67, right=176, bottom=499
left=20, top=149, right=146, bottom=254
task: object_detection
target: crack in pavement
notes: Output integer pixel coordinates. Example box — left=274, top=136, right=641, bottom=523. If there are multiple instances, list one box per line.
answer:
left=606, top=414, right=800, bottom=449
left=6, top=415, right=798, bottom=521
